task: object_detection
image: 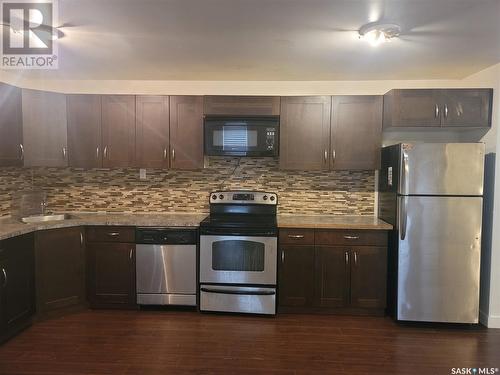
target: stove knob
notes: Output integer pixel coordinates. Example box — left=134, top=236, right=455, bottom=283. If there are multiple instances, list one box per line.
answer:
left=263, top=195, right=268, bottom=200
left=270, top=196, right=276, bottom=202
left=212, top=194, right=217, bottom=200
left=219, top=194, right=224, bottom=200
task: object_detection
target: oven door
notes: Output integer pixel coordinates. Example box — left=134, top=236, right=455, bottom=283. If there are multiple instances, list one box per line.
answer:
left=199, top=234, right=277, bottom=285
left=204, top=117, right=279, bottom=157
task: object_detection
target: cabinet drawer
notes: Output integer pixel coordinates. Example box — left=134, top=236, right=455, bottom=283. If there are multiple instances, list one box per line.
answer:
left=315, top=230, right=387, bottom=247
left=279, top=229, right=314, bottom=245
left=86, top=226, right=135, bottom=243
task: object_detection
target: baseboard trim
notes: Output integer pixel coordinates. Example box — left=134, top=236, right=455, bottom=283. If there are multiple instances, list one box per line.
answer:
left=479, top=310, right=500, bottom=328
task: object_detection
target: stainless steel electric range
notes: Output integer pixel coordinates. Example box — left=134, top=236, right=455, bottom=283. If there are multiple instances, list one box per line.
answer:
left=199, top=191, right=278, bottom=315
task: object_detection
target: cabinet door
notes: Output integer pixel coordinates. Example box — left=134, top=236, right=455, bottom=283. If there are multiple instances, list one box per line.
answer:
left=0, top=234, right=35, bottom=336
left=280, top=96, right=331, bottom=170
left=278, top=245, right=314, bottom=307
left=87, top=242, right=136, bottom=308
left=136, top=96, right=170, bottom=168
left=384, top=89, right=441, bottom=128
left=22, top=89, right=68, bottom=167
left=35, top=227, right=86, bottom=316
left=350, top=247, right=387, bottom=309
left=67, top=94, right=102, bottom=168
left=169, top=96, right=204, bottom=169
left=331, top=96, right=382, bottom=170
left=204, top=96, right=280, bottom=116
left=102, top=95, right=136, bottom=168
left=0, top=83, right=23, bottom=167
left=314, top=246, right=350, bottom=308
left=442, top=89, right=492, bottom=128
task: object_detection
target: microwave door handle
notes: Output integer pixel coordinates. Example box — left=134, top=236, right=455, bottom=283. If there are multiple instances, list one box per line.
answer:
left=200, top=287, right=276, bottom=296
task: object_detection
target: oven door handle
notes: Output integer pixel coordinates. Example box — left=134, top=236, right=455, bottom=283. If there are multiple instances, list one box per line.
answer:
left=200, top=229, right=277, bottom=237
left=200, top=287, right=276, bottom=296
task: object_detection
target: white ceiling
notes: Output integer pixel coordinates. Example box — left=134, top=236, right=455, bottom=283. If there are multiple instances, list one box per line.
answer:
left=17, top=0, right=500, bottom=80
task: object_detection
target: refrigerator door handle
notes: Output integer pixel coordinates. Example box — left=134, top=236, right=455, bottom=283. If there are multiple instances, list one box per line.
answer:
left=400, top=150, right=409, bottom=195
left=399, top=196, right=407, bottom=241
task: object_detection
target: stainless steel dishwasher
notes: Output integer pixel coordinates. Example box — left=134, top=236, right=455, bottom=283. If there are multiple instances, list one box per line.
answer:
left=135, top=228, right=197, bottom=306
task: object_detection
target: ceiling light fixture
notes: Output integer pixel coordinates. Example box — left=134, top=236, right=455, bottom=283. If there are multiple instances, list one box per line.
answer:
left=358, top=22, right=401, bottom=47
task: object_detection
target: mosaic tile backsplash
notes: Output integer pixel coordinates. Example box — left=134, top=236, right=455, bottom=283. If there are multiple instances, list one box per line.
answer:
left=0, top=157, right=375, bottom=217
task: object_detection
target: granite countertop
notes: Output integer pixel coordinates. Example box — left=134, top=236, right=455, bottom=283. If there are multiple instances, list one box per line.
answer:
left=277, top=215, right=392, bottom=230
left=0, top=212, right=209, bottom=241
left=0, top=212, right=392, bottom=241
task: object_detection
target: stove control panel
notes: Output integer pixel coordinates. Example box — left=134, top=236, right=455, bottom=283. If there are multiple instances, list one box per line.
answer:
left=210, top=191, right=278, bottom=205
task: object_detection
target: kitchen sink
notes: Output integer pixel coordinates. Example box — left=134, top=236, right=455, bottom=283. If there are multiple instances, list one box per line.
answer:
left=21, top=213, right=74, bottom=224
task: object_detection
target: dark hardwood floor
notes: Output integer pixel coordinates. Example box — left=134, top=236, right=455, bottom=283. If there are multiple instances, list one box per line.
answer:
left=0, top=310, right=499, bottom=375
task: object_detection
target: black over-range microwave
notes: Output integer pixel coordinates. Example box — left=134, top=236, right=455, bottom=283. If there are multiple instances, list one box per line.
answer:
left=204, top=116, right=279, bottom=157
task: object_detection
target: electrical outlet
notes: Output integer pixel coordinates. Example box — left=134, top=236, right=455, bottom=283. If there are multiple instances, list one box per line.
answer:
left=139, top=169, right=147, bottom=180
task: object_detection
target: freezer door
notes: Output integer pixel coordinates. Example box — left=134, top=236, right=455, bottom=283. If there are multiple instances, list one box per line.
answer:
left=397, top=196, right=482, bottom=323
left=399, top=143, right=484, bottom=196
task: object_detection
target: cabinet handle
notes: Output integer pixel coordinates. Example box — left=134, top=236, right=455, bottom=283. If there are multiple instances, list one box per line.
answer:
left=62, top=146, right=67, bottom=160
left=324, top=150, right=328, bottom=163
left=80, top=232, right=84, bottom=246
left=435, top=104, right=439, bottom=118
left=129, top=249, right=133, bottom=260
left=343, top=235, right=360, bottom=240
left=287, top=234, right=304, bottom=239
left=96, top=146, right=100, bottom=160
left=107, top=232, right=120, bottom=237
left=281, top=250, right=285, bottom=264
left=444, top=104, right=449, bottom=118
left=344, top=252, right=349, bottom=265
left=163, top=148, right=167, bottom=160
left=332, top=149, right=336, bottom=165
left=1, top=268, right=7, bottom=288
left=354, top=251, right=358, bottom=266
left=172, top=148, right=175, bottom=161
left=19, top=144, right=24, bottom=160
left=104, top=146, right=108, bottom=159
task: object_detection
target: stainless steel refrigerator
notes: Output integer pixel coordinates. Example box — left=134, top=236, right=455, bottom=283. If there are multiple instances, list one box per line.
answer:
left=378, top=143, right=484, bottom=323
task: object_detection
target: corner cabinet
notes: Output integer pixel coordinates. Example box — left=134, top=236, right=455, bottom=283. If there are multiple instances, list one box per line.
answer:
left=383, top=88, right=493, bottom=129
left=279, top=96, right=383, bottom=171
left=0, top=234, right=35, bottom=343
left=278, top=228, right=388, bottom=315
left=86, top=226, right=136, bottom=309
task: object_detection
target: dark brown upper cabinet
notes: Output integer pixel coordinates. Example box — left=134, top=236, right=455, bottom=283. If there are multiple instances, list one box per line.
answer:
left=170, top=96, right=204, bottom=170
left=35, top=227, right=86, bottom=318
left=331, top=96, right=383, bottom=170
left=204, top=96, right=280, bottom=116
left=101, top=95, right=136, bottom=168
left=136, top=96, right=170, bottom=168
left=0, top=83, right=23, bottom=167
left=280, top=96, right=331, bottom=170
left=442, top=89, right=493, bottom=128
left=22, top=89, right=68, bottom=167
left=383, top=89, right=493, bottom=129
left=67, top=94, right=103, bottom=168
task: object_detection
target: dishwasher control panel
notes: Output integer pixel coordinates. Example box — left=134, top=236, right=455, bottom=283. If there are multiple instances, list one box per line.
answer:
left=135, top=228, right=197, bottom=245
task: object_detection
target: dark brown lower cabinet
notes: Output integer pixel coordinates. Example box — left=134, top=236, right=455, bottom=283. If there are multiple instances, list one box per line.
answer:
left=350, top=247, right=387, bottom=309
left=87, top=242, right=136, bottom=309
left=278, top=229, right=388, bottom=315
left=0, top=234, right=35, bottom=343
left=314, top=246, right=349, bottom=308
left=35, top=228, right=86, bottom=318
left=278, top=245, right=315, bottom=307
